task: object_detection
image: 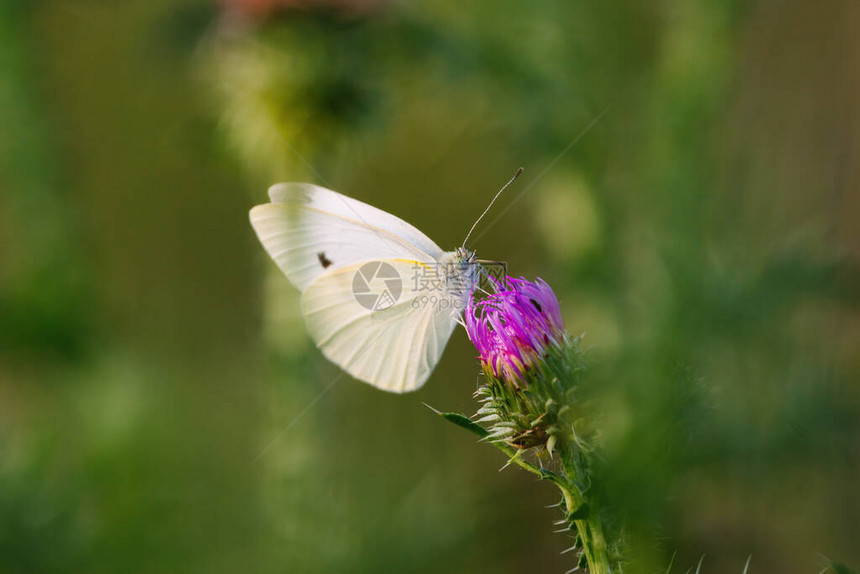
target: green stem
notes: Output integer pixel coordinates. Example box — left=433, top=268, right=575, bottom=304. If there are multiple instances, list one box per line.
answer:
left=437, top=409, right=615, bottom=572
left=575, top=513, right=612, bottom=574
left=558, top=445, right=613, bottom=574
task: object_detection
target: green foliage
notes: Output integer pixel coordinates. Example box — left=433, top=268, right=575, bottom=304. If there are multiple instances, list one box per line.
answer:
left=0, top=1, right=93, bottom=363
left=438, top=411, right=490, bottom=438
left=1, top=0, right=858, bottom=573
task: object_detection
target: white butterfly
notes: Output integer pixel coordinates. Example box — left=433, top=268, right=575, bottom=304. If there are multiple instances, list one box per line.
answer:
left=250, top=182, right=484, bottom=393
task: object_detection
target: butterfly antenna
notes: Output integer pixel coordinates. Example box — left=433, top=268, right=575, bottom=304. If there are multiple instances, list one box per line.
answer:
left=462, top=167, right=523, bottom=248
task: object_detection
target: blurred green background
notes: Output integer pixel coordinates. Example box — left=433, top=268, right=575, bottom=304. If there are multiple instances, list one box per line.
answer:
left=1, top=0, right=859, bottom=572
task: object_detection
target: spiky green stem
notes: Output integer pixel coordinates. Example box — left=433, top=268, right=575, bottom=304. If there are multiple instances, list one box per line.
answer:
left=437, top=405, right=617, bottom=574
left=558, top=447, right=612, bottom=574
left=438, top=335, right=619, bottom=572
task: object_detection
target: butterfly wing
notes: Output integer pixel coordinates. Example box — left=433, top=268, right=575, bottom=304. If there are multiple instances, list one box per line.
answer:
left=250, top=183, right=471, bottom=392
left=249, top=183, right=445, bottom=290
left=300, top=259, right=461, bottom=393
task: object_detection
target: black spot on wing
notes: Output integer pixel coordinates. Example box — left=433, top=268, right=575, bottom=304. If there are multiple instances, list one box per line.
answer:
left=317, top=252, right=333, bottom=268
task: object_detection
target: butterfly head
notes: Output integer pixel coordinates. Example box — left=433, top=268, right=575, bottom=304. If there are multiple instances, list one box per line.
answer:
left=453, top=246, right=477, bottom=265
left=439, top=247, right=479, bottom=302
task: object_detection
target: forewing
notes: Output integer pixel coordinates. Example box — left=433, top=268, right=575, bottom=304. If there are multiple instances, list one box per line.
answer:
left=250, top=183, right=445, bottom=290
left=300, top=259, right=460, bottom=393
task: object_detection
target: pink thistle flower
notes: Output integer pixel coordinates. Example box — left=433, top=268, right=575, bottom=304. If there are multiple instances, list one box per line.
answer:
left=465, top=277, right=566, bottom=385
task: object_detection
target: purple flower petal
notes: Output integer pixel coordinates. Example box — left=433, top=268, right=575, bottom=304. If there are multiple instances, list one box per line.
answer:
left=464, top=276, right=566, bottom=384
